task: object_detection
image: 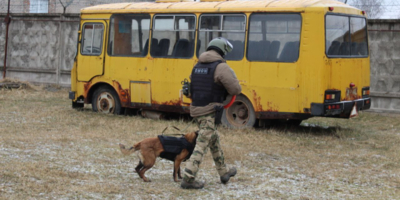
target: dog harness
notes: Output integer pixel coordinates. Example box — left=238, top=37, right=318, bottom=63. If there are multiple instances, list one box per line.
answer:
left=157, top=135, right=196, bottom=162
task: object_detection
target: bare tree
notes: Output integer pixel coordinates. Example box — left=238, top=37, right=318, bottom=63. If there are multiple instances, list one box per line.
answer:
left=59, top=0, right=74, bottom=14
left=351, top=0, right=383, bottom=19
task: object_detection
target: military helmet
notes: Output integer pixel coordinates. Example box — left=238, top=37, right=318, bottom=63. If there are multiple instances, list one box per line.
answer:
left=206, top=37, right=233, bottom=55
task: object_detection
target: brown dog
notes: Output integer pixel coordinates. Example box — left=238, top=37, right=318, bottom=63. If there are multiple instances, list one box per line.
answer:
left=119, top=132, right=198, bottom=182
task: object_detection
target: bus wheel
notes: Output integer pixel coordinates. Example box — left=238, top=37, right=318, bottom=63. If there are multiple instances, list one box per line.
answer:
left=92, top=87, right=122, bottom=114
left=221, top=95, right=256, bottom=128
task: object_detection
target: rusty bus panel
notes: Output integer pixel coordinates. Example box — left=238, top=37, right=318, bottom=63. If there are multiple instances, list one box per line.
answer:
left=129, top=81, right=151, bottom=107
left=113, top=81, right=130, bottom=107
left=149, top=99, right=186, bottom=113
left=83, top=82, right=92, bottom=103
left=82, top=81, right=131, bottom=106
left=252, top=90, right=263, bottom=111
left=252, top=90, right=279, bottom=112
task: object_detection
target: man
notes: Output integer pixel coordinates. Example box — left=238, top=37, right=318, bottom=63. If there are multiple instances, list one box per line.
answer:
left=181, top=37, right=242, bottom=189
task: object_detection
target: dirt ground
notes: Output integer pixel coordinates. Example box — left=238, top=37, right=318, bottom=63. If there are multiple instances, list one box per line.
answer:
left=0, top=86, right=399, bottom=199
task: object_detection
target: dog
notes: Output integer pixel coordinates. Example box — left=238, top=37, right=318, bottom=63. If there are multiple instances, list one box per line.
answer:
left=119, top=131, right=198, bottom=182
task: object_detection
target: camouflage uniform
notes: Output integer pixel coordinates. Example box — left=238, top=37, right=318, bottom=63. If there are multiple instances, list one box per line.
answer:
left=183, top=114, right=228, bottom=183
left=181, top=48, right=241, bottom=187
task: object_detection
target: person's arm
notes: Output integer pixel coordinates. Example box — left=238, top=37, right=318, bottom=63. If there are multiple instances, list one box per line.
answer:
left=215, top=63, right=241, bottom=95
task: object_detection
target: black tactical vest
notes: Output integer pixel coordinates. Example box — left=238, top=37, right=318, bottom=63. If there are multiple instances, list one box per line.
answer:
left=157, top=135, right=196, bottom=161
left=190, top=60, right=228, bottom=106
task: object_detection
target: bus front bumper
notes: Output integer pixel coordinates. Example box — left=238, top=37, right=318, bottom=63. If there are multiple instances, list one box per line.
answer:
left=310, top=98, right=371, bottom=118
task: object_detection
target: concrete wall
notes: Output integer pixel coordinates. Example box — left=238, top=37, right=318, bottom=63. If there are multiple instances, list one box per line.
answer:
left=368, top=19, right=400, bottom=113
left=0, top=15, right=399, bottom=113
left=0, top=21, right=5, bottom=66
left=0, top=14, right=79, bottom=86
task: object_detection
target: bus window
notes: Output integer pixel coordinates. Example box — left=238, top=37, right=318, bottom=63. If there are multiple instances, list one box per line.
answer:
left=81, top=24, right=104, bottom=55
left=109, top=14, right=150, bottom=57
left=350, top=17, right=368, bottom=56
left=326, top=15, right=368, bottom=57
left=152, top=15, right=196, bottom=58
left=248, top=14, right=301, bottom=62
left=326, top=15, right=350, bottom=56
left=198, top=14, right=246, bottom=60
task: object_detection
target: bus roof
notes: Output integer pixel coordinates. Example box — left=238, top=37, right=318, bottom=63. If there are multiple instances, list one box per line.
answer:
left=81, top=0, right=360, bottom=14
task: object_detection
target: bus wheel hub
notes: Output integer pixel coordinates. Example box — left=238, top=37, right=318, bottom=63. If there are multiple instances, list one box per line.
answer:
left=238, top=109, right=247, bottom=119
left=100, top=99, right=109, bottom=110
left=97, top=92, right=115, bottom=113
left=227, top=101, right=250, bottom=126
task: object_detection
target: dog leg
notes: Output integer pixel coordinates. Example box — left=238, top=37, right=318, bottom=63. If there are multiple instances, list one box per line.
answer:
left=173, top=160, right=184, bottom=182
left=173, top=167, right=179, bottom=182
left=139, top=151, right=156, bottom=182
left=174, top=155, right=186, bottom=182
left=135, top=161, right=144, bottom=174
left=139, top=166, right=152, bottom=182
left=173, top=151, right=187, bottom=182
left=178, top=167, right=182, bottom=179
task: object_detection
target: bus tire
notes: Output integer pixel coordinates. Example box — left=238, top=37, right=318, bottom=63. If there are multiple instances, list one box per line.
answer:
left=221, top=95, right=256, bottom=128
left=92, top=87, right=122, bottom=114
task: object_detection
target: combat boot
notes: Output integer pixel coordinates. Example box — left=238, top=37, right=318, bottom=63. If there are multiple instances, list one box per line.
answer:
left=181, top=180, right=205, bottom=189
left=220, top=167, right=237, bottom=184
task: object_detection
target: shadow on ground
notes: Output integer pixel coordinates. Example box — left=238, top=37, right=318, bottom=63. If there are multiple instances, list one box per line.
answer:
left=255, top=120, right=349, bottom=138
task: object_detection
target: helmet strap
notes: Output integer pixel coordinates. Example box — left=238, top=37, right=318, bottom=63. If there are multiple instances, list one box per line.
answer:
left=206, top=46, right=225, bottom=58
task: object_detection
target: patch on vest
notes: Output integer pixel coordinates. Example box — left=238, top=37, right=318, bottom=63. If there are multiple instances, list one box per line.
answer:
left=194, top=68, right=209, bottom=74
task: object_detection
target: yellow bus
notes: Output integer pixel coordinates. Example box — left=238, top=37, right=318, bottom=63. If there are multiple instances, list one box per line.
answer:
left=69, top=0, right=371, bottom=128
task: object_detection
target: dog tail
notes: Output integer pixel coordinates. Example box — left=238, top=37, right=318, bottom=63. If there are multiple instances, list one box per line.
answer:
left=119, top=143, right=140, bottom=155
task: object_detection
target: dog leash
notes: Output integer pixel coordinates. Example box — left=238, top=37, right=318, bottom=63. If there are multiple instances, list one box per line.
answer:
left=161, top=126, right=183, bottom=136
left=161, top=119, right=195, bottom=136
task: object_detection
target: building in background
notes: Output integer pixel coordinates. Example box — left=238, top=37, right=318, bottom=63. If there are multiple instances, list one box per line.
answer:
left=30, top=0, right=50, bottom=13
left=0, top=0, right=55, bottom=13
left=0, top=0, right=152, bottom=14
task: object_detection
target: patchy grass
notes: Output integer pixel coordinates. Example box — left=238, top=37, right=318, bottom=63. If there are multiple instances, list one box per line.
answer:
left=0, top=87, right=399, bottom=199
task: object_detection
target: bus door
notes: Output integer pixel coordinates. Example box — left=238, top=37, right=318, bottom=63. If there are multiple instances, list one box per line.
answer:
left=77, top=21, right=107, bottom=81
